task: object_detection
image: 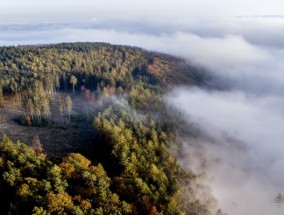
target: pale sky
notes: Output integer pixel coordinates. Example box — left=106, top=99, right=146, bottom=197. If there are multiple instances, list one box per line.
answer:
left=1, top=0, right=284, bottom=23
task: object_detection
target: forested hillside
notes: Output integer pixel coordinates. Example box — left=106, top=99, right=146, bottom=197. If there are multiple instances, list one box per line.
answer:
left=0, top=43, right=221, bottom=215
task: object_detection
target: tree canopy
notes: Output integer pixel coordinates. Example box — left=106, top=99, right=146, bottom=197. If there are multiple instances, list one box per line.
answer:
left=0, top=42, right=217, bottom=215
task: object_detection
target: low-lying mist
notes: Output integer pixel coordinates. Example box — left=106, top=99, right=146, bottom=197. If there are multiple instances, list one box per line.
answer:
left=166, top=88, right=284, bottom=215
left=164, top=19, right=284, bottom=215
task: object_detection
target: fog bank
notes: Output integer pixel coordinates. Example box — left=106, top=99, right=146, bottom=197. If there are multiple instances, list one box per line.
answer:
left=164, top=18, right=284, bottom=214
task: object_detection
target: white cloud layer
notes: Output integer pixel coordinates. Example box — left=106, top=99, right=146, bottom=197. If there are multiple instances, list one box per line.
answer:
left=162, top=18, right=284, bottom=214
left=166, top=87, right=284, bottom=215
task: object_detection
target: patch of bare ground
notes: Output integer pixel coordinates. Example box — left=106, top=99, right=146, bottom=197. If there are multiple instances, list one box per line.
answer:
left=0, top=105, right=96, bottom=159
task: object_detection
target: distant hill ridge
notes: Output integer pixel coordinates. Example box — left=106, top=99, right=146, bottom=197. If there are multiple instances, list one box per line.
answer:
left=0, top=42, right=207, bottom=93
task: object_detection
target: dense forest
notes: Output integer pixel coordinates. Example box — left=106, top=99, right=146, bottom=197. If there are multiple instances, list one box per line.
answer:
left=0, top=42, right=224, bottom=215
